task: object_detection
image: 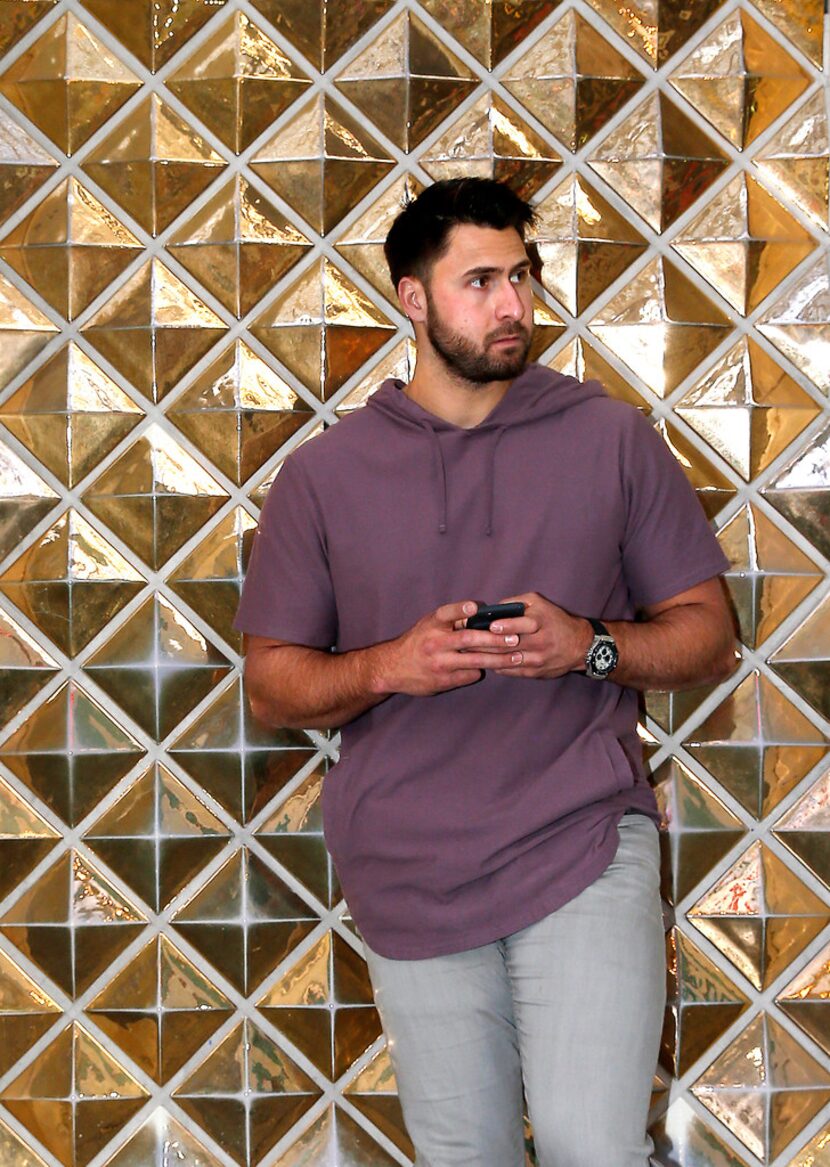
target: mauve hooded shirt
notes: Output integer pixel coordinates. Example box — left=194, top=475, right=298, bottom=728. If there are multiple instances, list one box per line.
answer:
left=234, top=364, right=729, bottom=959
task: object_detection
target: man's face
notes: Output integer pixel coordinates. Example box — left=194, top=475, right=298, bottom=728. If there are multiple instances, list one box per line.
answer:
left=421, top=224, right=534, bottom=384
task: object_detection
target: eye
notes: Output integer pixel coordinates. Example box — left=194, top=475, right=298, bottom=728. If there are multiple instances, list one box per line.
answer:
left=510, top=269, right=529, bottom=284
left=470, top=275, right=488, bottom=289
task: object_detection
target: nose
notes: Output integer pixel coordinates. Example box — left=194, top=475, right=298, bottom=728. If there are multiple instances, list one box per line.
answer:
left=495, top=278, right=525, bottom=321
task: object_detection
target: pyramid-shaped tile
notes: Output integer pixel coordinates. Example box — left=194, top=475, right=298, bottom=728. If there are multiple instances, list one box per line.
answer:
left=548, top=337, right=650, bottom=413
left=81, top=260, right=227, bottom=403
left=651, top=758, right=746, bottom=905
left=749, top=0, right=824, bottom=68
left=257, top=765, right=341, bottom=910
left=529, top=174, right=647, bottom=316
left=789, top=1122, right=830, bottom=1167
left=673, top=175, right=818, bottom=316
left=101, top=1109, right=225, bottom=1167
left=335, top=338, right=417, bottom=416
left=86, top=933, right=232, bottom=1082
left=683, top=670, right=828, bottom=821
left=757, top=254, right=830, bottom=396
left=503, top=9, right=644, bottom=151
left=0, top=1115, right=50, bottom=1166
left=344, top=1046, right=413, bottom=1159
left=0, top=607, right=59, bottom=724
left=644, top=680, right=720, bottom=737
left=585, top=0, right=726, bottom=68
left=269, top=1103, right=401, bottom=1166
left=0, top=680, right=145, bottom=827
left=419, top=93, right=562, bottom=201
left=0, top=1022, right=149, bottom=1167
left=692, top=1012, right=830, bottom=1161
left=588, top=257, right=734, bottom=397
left=662, top=927, right=750, bottom=1076
left=0, top=851, right=147, bottom=997
left=774, top=766, right=830, bottom=889
left=769, top=593, right=830, bottom=724
left=755, top=90, right=830, bottom=231
left=250, top=94, right=395, bottom=236
left=250, top=0, right=394, bottom=72
left=0, top=944, right=61, bottom=1077
left=0, top=509, right=145, bottom=657
left=168, top=676, right=317, bottom=824
left=166, top=506, right=257, bottom=650
left=0, top=343, right=143, bottom=488
left=334, top=11, right=477, bottom=152
left=167, top=177, right=312, bottom=318
left=258, top=931, right=381, bottom=1080
left=0, top=0, right=57, bottom=58
left=83, top=763, right=230, bottom=911
left=687, top=840, right=830, bottom=990
left=763, top=423, right=830, bottom=562
left=651, top=1098, right=753, bottom=1167
left=173, top=848, right=319, bottom=994
left=669, top=9, right=811, bottom=150
left=717, top=503, right=822, bottom=648
left=79, top=0, right=229, bottom=72
left=0, top=773, right=60, bottom=903
left=0, top=442, right=59, bottom=562
left=335, top=177, right=424, bottom=307
left=82, top=95, right=227, bottom=237
left=676, top=338, right=821, bottom=484
left=166, top=341, right=315, bottom=484
left=0, top=178, right=142, bottom=322
left=419, top=0, right=557, bottom=69
left=174, top=1017, right=321, bottom=1165
left=251, top=257, right=396, bottom=400
left=0, top=112, right=58, bottom=228
left=167, top=12, right=311, bottom=154
left=0, top=271, right=59, bottom=392
left=777, top=939, right=830, bottom=1060
left=83, top=594, right=233, bottom=742
left=0, top=14, right=142, bottom=155
left=81, top=423, right=228, bottom=568
left=588, top=92, right=728, bottom=234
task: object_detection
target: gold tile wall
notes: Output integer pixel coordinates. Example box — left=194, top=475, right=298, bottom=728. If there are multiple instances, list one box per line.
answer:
left=0, top=1, right=828, bottom=1164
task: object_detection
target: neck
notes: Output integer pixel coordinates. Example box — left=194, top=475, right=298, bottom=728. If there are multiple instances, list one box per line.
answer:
left=404, top=347, right=513, bottom=428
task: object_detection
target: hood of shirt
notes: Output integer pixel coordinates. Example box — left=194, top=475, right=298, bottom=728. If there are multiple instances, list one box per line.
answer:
left=364, top=363, right=607, bottom=536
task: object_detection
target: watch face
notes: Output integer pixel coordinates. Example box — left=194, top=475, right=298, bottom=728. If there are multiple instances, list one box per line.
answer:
left=590, top=638, right=618, bottom=676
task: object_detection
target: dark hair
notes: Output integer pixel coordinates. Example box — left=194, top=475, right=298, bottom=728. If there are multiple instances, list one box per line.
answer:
left=384, top=178, right=536, bottom=290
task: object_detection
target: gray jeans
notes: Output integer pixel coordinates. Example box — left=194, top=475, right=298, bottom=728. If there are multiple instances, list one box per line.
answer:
left=363, top=814, right=665, bottom=1167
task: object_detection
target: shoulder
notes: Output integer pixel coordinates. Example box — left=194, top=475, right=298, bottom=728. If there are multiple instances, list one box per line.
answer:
left=284, top=407, right=378, bottom=475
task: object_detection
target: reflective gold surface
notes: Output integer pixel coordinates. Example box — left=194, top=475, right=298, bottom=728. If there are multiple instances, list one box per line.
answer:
left=755, top=90, right=830, bottom=231
left=777, top=940, right=830, bottom=1059
left=0, top=441, right=59, bottom=562
left=650, top=1097, right=752, bottom=1167
left=0, top=774, right=59, bottom=904
left=548, top=336, right=649, bottom=413
left=0, top=112, right=58, bottom=228
left=335, top=176, right=423, bottom=306
left=102, top=1109, right=226, bottom=1166
left=0, top=271, right=59, bottom=392
left=79, top=0, right=230, bottom=71
left=585, top=0, right=727, bottom=68
left=758, top=254, right=830, bottom=396
left=419, top=1, right=556, bottom=69
left=250, top=0, right=394, bottom=72
left=769, top=592, right=830, bottom=724
left=0, top=607, right=59, bottom=725
left=0, top=0, right=57, bottom=58
left=774, top=765, right=830, bottom=889
left=763, top=424, right=830, bottom=564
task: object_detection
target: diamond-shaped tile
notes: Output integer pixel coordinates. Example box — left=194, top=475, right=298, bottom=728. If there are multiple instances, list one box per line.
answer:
left=334, top=338, right=416, bottom=416
left=777, top=940, right=830, bottom=1060
left=588, top=257, right=733, bottom=398
left=83, top=763, right=230, bottom=911
left=80, top=0, right=229, bottom=71
left=269, top=1102, right=402, bottom=1166
left=0, top=112, right=58, bottom=229
left=81, top=424, right=228, bottom=568
left=250, top=94, right=395, bottom=236
left=166, top=341, right=314, bottom=484
left=687, top=840, right=830, bottom=990
left=0, top=441, right=59, bottom=561
left=769, top=593, right=830, bottom=724
left=83, top=594, right=233, bottom=742
left=757, top=253, right=830, bottom=396
left=0, top=1022, right=148, bottom=1167
left=169, top=677, right=317, bottom=824
left=755, top=90, right=830, bottom=231
left=548, top=337, right=649, bottom=413
left=588, top=92, right=729, bottom=233
left=0, top=13, right=142, bottom=155
left=100, top=1110, right=225, bottom=1167
left=334, top=11, right=476, bottom=152
left=419, top=0, right=558, bottom=69
left=503, top=9, right=644, bottom=152
left=257, top=765, right=341, bottom=910
left=528, top=173, right=647, bottom=316
left=585, top=0, right=726, bottom=68
left=749, top=0, right=823, bottom=69
left=0, top=773, right=59, bottom=903
left=167, top=177, right=312, bottom=319
left=0, top=679, right=145, bottom=827
left=789, top=1122, right=830, bottom=1167
left=258, top=931, right=381, bottom=1080
left=0, top=178, right=142, bottom=322
left=250, top=0, right=393, bottom=72
left=0, top=607, right=59, bottom=724
left=0, top=851, right=147, bottom=997
left=0, top=0, right=57, bottom=58
left=774, top=765, right=830, bottom=889
left=669, top=9, right=811, bottom=151
left=344, top=1046, right=413, bottom=1159
left=0, top=944, right=60, bottom=1077
left=335, top=177, right=423, bottom=307
left=167, top=12, right=311, bottom=155
left=763, top=423, right=830, bottom=563
left=692, top=1012, right=830, bottom=1161
left=86, top=933, right=232, bottom=1082
left=0, top=271, right=59, bottom=392
left=651, top=758, right=746, bottom=905
left=251, top=257, right=396, bottom=400
left=173, top=848, right=319, bottom=995
left=650, top=1098, right=753, bottom=1167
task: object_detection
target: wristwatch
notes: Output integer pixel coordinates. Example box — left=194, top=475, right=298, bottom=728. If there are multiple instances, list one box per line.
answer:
left=583, top=618, right=619, bottom=680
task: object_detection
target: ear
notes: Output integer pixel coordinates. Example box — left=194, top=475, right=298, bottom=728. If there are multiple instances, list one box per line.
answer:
left=397, top=275, right=427, bottom=323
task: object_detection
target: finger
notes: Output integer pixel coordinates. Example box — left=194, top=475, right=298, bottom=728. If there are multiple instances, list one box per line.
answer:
left=487, top=616, right=538, bottom=635
left=435, top=599, right=481, bottom=626
left=454, top=629, right=521, bottom=651
left=457, top=650, right=525, bottom=670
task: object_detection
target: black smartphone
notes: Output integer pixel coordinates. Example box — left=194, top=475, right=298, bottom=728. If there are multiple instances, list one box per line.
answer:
left=466, top=602, right=526, bottom=630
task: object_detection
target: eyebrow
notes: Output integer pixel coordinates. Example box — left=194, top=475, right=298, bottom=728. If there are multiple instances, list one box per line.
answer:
left=461, top=259, right=532, bottom=278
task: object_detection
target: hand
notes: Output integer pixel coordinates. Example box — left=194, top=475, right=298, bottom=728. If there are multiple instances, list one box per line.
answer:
left=484, top=592, right=592, bottom=679
left=374, top=600, right=525, bottom=697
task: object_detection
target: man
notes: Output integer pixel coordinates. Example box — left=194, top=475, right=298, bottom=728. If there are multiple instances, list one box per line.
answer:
left=235, top=178, right=737, bottom=1166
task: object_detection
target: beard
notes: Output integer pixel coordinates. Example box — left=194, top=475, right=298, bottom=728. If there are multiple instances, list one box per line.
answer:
left=425, top=303, right=532, bottom=385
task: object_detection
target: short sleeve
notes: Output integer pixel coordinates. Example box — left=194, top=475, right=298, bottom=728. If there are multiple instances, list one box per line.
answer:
left=233, top=455, right=337, bottom=647
left=621, top=411, right=729, bottom=607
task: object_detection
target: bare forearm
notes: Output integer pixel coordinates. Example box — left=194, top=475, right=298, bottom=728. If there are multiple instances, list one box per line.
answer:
left=245, top=643, right=389, bottom=729
left=601, top=604, right=738, bottom=691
